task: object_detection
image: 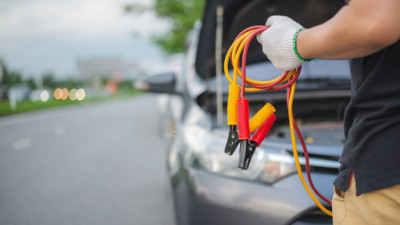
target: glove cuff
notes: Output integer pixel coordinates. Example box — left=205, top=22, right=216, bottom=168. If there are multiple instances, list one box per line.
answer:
left=293, top=28, right=312, bottom=62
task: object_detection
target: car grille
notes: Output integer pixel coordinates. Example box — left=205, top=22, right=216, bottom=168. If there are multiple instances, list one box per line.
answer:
left=286, top=150, right=340, bottom=174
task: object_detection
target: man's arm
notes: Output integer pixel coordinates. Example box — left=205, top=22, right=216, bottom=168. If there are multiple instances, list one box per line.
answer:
left=297, top=0, right=400, bottom=60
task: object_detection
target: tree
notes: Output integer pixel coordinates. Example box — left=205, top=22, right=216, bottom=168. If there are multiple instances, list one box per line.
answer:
left=59, top=78, right=83, bottom=90
left=26, top=77, right=37, bottom=90
left=7, top=71, right=23, bottom=86
left=125, top=0, right=205, bottom=54
left=0, top=58, right=23, bottom=87
left=0, top=58, right=8, bottom=84
left=42, top=72, right=56, bottom=89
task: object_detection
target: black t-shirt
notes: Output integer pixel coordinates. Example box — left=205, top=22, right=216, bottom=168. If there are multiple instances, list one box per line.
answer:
left=334, top=40, right=400, bottom=195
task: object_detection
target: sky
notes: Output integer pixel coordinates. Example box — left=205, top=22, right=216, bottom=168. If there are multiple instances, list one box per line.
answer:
left=0, top=0, right=170, bottom=79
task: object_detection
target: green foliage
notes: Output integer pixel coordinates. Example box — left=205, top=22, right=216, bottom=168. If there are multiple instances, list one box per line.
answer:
left=42, top=72, right=57, bottom=88
left=0, top=99, right=81, bottom=117
left=125, top=0, right=205, bottom=54
left=1, top=58, right=23, bottom=87
left=0, top=58, right=8, bottom=83
left=26, top=78, right=37, bottom=90
left=6, top=71, right=23, bottom=86
left=100, top=76, right=110, bottom=85
left=118, top=80, right=134, bottom=91
left=58, top=78, right=84, bottom=90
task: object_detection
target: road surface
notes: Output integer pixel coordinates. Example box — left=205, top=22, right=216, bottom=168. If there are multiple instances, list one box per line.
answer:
left=0, top=95, right=176, bottom=225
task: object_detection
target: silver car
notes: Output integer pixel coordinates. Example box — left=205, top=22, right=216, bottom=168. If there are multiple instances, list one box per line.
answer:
left=138, top=0, right=350, bottom=224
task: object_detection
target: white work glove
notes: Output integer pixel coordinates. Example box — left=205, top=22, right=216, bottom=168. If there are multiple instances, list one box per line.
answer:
left=257, top=16, right=310, bottom=71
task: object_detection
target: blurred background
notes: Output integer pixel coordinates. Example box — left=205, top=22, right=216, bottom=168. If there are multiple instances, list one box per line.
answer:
left=0, top=0, right=204, bottom=224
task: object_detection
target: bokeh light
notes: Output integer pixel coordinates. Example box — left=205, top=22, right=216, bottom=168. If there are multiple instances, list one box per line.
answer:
left=76, top=88, right=86, bottom=101
left=61, top=88, right=69, bottom=100
left=69, top=89, right=77, bottom=101
left=54, top=88, right=62, bottom=100
left=40, top=90, right=50, bottom=102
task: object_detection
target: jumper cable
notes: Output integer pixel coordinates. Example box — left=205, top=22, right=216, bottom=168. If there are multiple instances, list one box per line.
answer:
left=224, top=25, right=333, bottom=216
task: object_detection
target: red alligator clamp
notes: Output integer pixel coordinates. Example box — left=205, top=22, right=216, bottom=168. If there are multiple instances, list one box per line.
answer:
left=239, top=114, right=276, bottom=169
left=237, top=100, right=276, bottom=170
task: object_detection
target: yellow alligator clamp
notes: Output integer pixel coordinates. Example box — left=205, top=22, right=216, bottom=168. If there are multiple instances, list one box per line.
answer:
left=224, top=84, right=241, bottom=155
left=249, top=103, right=276, bottom=134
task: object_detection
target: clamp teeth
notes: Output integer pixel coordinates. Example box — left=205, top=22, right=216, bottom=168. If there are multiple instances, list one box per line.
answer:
left=225, top=125, right=239, bottom=155
left=238, top=140, right=257, bottom=170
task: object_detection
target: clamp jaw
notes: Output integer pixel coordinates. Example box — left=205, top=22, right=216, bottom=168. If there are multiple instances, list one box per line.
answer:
left=238, top=114, right=276, bottom=169
left=225, top=125, right=240, bottom=155
left=238, top=140, right=257, bottom=169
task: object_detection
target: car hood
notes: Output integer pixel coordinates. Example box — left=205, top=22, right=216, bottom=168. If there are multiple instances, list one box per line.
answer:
left=196, top=0, right=345, bottom=80
left=207, top=59, right=351, bottom=94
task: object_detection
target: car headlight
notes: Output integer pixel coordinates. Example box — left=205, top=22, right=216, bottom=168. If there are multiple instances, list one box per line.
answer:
left=183, top=124, right=297, bottom=184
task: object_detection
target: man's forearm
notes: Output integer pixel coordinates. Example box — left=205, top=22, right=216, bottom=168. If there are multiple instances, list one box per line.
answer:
left=297, top=0, right=400, bottom=60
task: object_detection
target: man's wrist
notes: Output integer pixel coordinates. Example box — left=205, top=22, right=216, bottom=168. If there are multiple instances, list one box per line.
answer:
left=293, top=28, right=313, bottom=62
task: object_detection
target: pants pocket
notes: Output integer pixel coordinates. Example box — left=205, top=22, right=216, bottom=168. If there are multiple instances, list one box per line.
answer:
left=333, top=186, right=345, bottom=200
left=332, top=186, right=346, bottom=225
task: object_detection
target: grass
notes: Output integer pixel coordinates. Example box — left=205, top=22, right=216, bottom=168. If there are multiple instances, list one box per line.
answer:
left=0, top=90, right=142, bottom=117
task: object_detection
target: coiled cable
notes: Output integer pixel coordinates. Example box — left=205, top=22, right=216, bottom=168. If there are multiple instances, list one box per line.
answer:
left=224, top=25, right=333, bottom=216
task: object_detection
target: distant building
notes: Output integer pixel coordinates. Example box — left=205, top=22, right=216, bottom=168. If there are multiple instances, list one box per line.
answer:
left=77, top=57, right=138, bottom=81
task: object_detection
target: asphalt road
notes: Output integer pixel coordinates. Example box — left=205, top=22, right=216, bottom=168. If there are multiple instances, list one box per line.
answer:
left=0, top=95, right=176, bottom=225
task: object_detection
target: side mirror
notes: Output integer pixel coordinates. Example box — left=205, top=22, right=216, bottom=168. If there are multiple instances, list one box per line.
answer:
left=136, top=72, right=178, bottom=94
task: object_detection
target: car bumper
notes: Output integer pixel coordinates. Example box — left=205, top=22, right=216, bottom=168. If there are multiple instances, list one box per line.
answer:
left=172, top=167, right=334, bottom=225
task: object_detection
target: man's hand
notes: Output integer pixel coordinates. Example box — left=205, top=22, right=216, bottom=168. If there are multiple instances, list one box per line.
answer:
left=257, top=16, right=306, bottom=71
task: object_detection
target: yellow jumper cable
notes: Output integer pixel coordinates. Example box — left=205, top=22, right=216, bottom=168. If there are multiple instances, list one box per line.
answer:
left=224, top=25, right=333, bottom=216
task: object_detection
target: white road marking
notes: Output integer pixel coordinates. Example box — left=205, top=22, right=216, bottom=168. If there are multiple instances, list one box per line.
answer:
left=13, top=138, right=32, bottom=150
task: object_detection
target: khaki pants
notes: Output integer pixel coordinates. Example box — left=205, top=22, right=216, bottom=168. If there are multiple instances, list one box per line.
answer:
left=332, top=176, right=400, bottom=225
